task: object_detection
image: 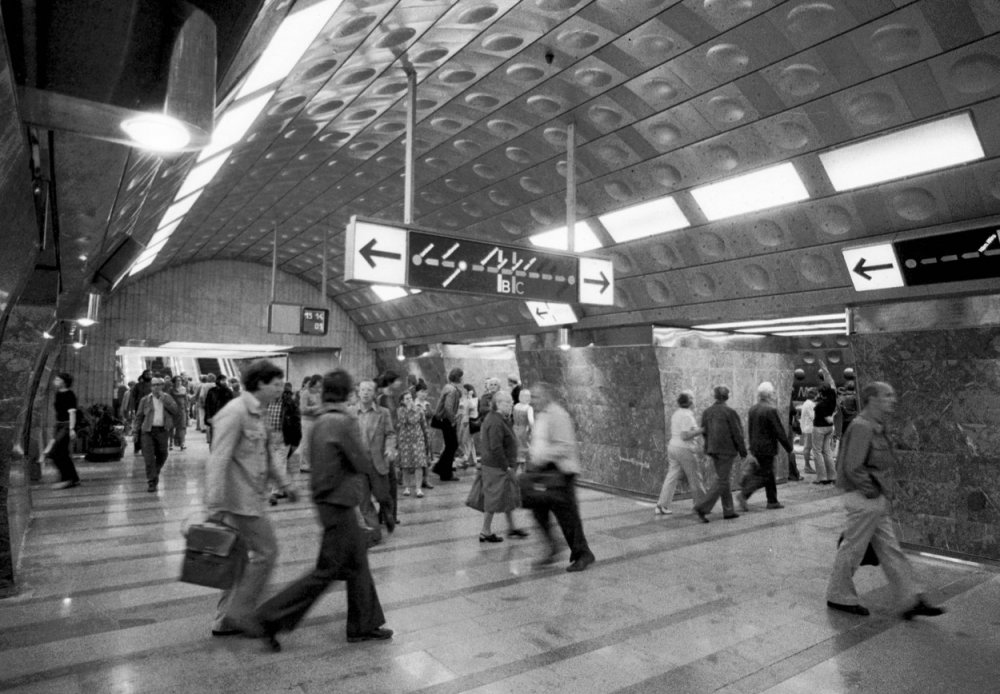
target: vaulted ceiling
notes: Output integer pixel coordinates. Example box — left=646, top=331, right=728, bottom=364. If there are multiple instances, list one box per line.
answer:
left=32, top=0, right=1000, bottom=346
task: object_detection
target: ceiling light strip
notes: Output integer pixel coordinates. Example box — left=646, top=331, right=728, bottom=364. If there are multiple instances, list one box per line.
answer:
left=598, top=197, right=690, bottom=243
left=694, top=313, right=844, bottom=330
left=691, top=162, right=810, bottom=222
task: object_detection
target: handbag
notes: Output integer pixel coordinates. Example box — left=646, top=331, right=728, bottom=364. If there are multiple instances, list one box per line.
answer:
left=465, top=470, right=485, bottom=512
left=468, top=416, right=481, bottom=435
left=517, top=466, right=567, bottom=509
left=430, top=414, right=446, bottom=430
left=179, top=520, right=244, bottom=589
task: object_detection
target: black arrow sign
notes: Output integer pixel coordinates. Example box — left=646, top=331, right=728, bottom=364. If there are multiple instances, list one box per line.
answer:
left=360, top=238, right=402, bottom=269
left=584, top=271, right=610, bottom=294
left=852, top=258, right=893, bottom=281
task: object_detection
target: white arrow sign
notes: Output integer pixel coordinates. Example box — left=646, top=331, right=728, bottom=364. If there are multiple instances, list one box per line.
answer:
left=525, top=301, right=578, bottom=327
left=578, top=257, right=614, bottom=305
left=841, top=243, right=904, bottom=291
left=345, top=217, right=407, bottom=285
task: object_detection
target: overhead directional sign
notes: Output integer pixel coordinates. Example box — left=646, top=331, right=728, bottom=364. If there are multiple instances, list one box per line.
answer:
left=841, top=243, right=904, bottom=291
left=895, top=225, right=1000, bottom=286
left=344, top=219, right=407, bottom=285
left=524, top=301, right=578, bottom=327
left=344, top=216, right=614, bottom=306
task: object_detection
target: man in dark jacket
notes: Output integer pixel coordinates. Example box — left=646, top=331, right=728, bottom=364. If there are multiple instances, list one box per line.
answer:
left=129, top=370, right=153, bottom=453
left=204, top=374, right=234, bottom=448
left=739, top=381, right=794, bottom=512
left=255, top=369, right=394, bottom=651
left=693, top=385, right=747, bottom=523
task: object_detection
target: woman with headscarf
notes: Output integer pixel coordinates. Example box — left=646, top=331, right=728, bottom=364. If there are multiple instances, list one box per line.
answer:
left=475, top=391, right=527, bottom=542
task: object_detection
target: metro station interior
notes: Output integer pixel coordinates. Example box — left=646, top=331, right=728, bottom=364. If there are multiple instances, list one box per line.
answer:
left=1, top=1, right=999, bottom=692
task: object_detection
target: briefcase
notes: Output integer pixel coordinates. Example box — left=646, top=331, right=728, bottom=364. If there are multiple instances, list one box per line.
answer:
left=179, top=521, right=244, bottom=589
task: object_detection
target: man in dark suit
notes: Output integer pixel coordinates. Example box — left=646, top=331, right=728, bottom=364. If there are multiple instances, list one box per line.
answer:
left=739, top=381, right=793, bottom=512
left=693, top=385, right=747, bottom=523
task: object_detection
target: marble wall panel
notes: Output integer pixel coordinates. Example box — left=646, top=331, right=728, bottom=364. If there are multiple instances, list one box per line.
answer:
left=852, top=328, right=1000, bottom=561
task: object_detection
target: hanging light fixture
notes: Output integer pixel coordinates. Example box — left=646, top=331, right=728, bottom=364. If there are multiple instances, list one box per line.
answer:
left=396, top=344, right=406, bottom=362
left=558, top=327, right=571, bottom=351
left=42, top=320, right=59, bottom=339
left=76, top=292, right=101, bottom=327
left=72, top=328, right=87, bottom=350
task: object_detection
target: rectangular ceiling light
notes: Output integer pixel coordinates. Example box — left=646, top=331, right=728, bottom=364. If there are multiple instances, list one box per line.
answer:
left=199, top=91, right=274, bottom=161
left=529, top=221, right=602, bottom=252
left=691, top=162, right=810, bottom=221
left=176, top=150, right=231, bottom=199
left=599, top=196, right=690, bottom=243
left=160, top=190, right=204, bottom=228
left=371, top=285, right=409, bottom=302
left=468, top=338, right=516, bottom=348
left=148, top=220, right=181, bottom=246
left=820, top=113, right=984, bottom=192
left=237, top=0, right=344, bottom=99
left=694, top=313, right=845, bottom=331
left=128, top=256, right=154, bottom=276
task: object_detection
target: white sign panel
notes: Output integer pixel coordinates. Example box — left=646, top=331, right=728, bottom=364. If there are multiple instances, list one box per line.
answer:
left=524, top=301, right=578, bottom=327
left=841, top=243, right=904, bottom=291
left=344, top=217, right=407, bottom=285
left=577, top=257, right=615, bottom=305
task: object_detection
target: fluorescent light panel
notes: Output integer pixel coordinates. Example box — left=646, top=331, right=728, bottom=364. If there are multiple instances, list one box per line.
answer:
left=468, top=339, right=516, bottom=347
left=820, top=113, right=984, bottom=192
left=694, top=313, right=844, bottom=330
left=691, top=163, right=810, bottom=221
left=160, top=190, right=204, bottom=227
left=371, top=285, right=409, bottom=302
left=176, top=150, right=231, bottom=198
left=199, top=91, right=274, bottom=161
left=599, top=197, right=689, bottom=243
left=529, top=221, right=602, bottom=252
left=237, top=0, right=344, bottom=99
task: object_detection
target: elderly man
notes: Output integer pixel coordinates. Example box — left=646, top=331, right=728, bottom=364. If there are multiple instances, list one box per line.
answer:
left=355, top=379, right=397, bottom=533
left=134, top=376, right=179, bottom=492
left=205, top=360, right=297, bottom=638
left=693, top=385, right=747, bottom=523
left=529, top=383, right=595, bottom=572
left=739, top=381, right=793, bottom=512
left=826, top=382, right=945, bottom=620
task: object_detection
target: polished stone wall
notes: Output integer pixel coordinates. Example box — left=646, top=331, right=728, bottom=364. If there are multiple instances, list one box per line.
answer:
left=517, top=334, right=796, bottom=497
left=852, top=328, right=1000, bottom=561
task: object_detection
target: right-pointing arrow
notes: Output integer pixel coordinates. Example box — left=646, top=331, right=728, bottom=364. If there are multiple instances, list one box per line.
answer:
left=584, top=271, right=610, bottom=293
left=852, top=257, right=893, bottom=281
left=360, top=238, right=402, bottom=269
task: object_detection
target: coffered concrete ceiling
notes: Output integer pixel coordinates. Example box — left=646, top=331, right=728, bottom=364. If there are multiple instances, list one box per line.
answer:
left=104, top=0, right=1000, bottom=346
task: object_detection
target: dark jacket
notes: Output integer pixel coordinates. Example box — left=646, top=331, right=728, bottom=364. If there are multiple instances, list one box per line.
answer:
left=128, top=380, right=151, bottom=415
left=701, top=401, right=747, bottom=457
left=747, top=401, right=793, bottom=457
left=435, top=382, right=462, bottom=425
left=281, top=391, right=302, bottom=447
left=310, top=402, right=389, bottom=508
left=813, top=385, right=837, bottom=428
left=204, top=384, right=234, bottom=423
left=480, top=411, right=517, bottom=470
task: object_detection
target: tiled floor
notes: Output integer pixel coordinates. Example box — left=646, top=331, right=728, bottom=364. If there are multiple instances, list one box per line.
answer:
left=2, top=432, right=998, bottom=693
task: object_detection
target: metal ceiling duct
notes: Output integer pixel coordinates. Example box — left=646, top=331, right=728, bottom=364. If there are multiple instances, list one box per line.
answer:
left=6, top=0, right=216, bottom=151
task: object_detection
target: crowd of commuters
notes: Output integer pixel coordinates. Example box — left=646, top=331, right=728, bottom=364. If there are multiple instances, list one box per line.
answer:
left=45, top=357, right=942, bottom=653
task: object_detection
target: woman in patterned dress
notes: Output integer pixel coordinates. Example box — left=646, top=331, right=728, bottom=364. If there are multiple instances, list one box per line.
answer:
left=396, top=391, right=429, bottom=497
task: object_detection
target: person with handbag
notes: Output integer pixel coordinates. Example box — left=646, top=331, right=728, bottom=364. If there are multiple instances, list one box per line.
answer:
left=825, top=381, right=945, bottom=620
left=46, top=372, right=82, bottom=489
left=475, top=391, right=528, bottom=543
left=525, top=383, right=595, bottom=572
left=430, top=368, right=464, bottom=481
left=204, top=360, right=297, bottom=638
left=255, top=368, right=395, bottom=650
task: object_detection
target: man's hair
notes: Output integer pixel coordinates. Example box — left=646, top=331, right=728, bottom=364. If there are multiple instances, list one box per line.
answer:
left=448, top=367, right=464, bottom=383
left=243, top=360, right=283, bottom=393
left=358, top=379, right=376, bottom=392
left=308, top=373, right=323, bottom=387
left=215, top=374, right=227, bottom=384
left=322, top=369, right=353, bottom=403
left=757, top=381, right=775, bottom=399
left=677, top=391, right=693, bottom=408
left=713, top=385, right=730, bottom=401
left=860, top=381, right=889, bottom=407
left=377, top=370, right=399, bottom=388
left=57, top=372, right=73, bottom=387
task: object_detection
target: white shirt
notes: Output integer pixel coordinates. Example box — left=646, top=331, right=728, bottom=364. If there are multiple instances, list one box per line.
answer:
left=799, top=399, right=816, bottom=434
left=529, top=401, right=580, bottom=475
left=669, top=408, right=699, bottom=449
left=152, top=396, right=165, bottom=427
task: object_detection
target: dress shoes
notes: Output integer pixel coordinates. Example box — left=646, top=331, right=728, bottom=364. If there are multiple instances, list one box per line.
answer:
left=421, top=481, right=434, bottom=490
left=737, top=492, right=749, bottom=512
left=766, top=502, right=785, bottom=510
left=211, top=628, right=244, bottom=637
left=788, top=475, right=803, bottom=481
left=507, top=528, right=529, bottom=538
left=479, top=533, right=503, bottom=543
left=902, top=598, right=945, bottom=620
left=347, top=627, right=393, bottom=643
left=566, top=552, right=595, bottom=573
left=827, top=601, right=870, bottom=616
left=695, top=509, right=710, bottom=524
left=722, top=513, right=740, bottom=520
left=533, top=550, right=561, bottom=569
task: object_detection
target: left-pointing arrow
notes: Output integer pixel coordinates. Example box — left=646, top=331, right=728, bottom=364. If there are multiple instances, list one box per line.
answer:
left=583, top=271, right=610, bottom=294
left=360, top=238, right=402, bottom=269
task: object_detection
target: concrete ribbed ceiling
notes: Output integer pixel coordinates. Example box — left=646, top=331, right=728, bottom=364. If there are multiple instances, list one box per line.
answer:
left=112, top=0, right=1000, bottom=346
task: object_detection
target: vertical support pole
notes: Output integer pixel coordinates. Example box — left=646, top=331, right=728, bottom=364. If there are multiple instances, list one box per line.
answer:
left=404, top=67, right=416, bottom=225
left=566, top=121, right=576, bottom=253
left=321, top=223, right=328, bottom=299
left=270, top=222, right=277, bottom=303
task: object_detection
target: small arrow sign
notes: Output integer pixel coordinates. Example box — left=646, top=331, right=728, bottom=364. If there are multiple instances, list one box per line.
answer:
left=852, top=257, right=893, bottom=281
left=360, top=238, right=402, bottom=268
left=535, top=306, right=548, bottom=318
left=584, top=271, right=610, bottom=294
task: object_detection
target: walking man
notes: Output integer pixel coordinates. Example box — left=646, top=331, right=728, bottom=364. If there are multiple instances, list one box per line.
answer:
left=694, top=385, right=747, bottom=523
left=205, top=360, right=297, bottom=637
left=739, top=382, right=793, bottom=512
left=825, top=381, right=945, bottom=619
left=355, top=379, right=398, bottom=533
left=134, top=377, right=179, bottom=492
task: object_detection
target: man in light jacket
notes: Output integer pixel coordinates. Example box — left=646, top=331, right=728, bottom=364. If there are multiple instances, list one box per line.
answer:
left=134, top=377, right=179, bottom=493
left=205, top=360, right=297, bottom=638
left=528, top=382, right=595, bottom=573
left=355, top=380, right=397, bottom=534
